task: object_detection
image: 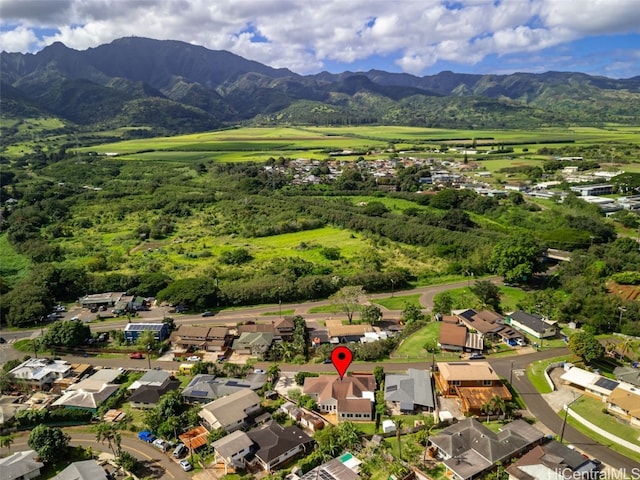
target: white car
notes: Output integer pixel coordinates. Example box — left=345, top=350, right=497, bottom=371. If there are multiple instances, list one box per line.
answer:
left=179, top=459, right=193, bottom=471
left=254, top=368, right=266, bottom=374
left=186, top=355, right=201, bottom=362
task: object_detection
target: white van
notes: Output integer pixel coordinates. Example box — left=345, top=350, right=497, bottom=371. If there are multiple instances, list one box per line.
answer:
left=173, top=443, right=187, bottom=458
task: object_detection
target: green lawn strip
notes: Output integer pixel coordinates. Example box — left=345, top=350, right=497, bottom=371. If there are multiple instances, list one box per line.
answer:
left=432, top=285, right=528, bottom=312
left=565, top=414, right=640, bottom=465
left=394, top=322, right=441, bottom=358
left=13, top=338, right=54, bottom=356
left=261, top=309, right=296, bottom=316
left=570, top=396, right=640, bottom=446
left=527, top=354, right=578, bottom=394
left=374, top=294, right=423, bottom=310
left=308, top=304, right=343, bottom=314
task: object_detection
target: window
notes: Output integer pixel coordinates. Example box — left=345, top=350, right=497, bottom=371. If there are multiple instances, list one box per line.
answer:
left=451, top=380, right=461, bottom=386
left=482, top=380, right=492, bottom=386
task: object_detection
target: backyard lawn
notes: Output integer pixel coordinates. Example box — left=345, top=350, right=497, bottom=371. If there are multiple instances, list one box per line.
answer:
left=393, top=322, right=441, bottom=358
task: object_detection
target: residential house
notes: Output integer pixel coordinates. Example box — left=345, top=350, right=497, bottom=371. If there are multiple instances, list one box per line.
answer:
left=232, top=332, right=274, bottom=356
left=300, top=453, right=361, bottom=480
left=52, top=368, right=120, bottom=412
left=246, top=420, right=314, bottom=472
left=303, top=374, right=376, bottom=421
left=607, top=382, right=640, bottom=427
left=237, top=323, right=276, bottom=335
left=78, top=292, right=124, bottom=309
left=506, top=440, right=599, bottom=480
left=8, top=359, right=72, bottom=391
left=613, top=365, right=640, bottom=387
left=53, top=460, right=110, bottom=480
left=179, top=426, right=209, bottom=452
left=560, top=365, right=619, bottom=401
left=300, top=412, right=325, bottom=432
left=0, top=396, right=27, bottom=426
left=0, top=450, right=45, bottom=480
left=182, top=373, right=267, bottom=404
left=274, top=317, right=296, bottom=340
left=128, top=378, right=180, bottom=409
left=128, top=369, right=171, bottom=391
left=325, top=319, right=374, bottom=343
left=171, top=326, right=232, bottom=352
left=198, top=389, right=262, bottom=432
left=435, top=362, right=512, bottom=415
left=438, top=322, right=483, bottom=352
left=454, top=309, right=524, bottom=346
left=212, top=430, right=254, bottom=474
left=384, top=368, right=435, bottom=413
left=123, top=323, right=170, bottom=343
left=429, top=418, right=544, bottom=480
left=506, top=311, right=557, bottom=339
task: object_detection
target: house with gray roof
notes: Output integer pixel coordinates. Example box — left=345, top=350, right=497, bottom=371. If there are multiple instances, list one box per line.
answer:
left=232, top=332, right=274, bottom=356
left=0, top=450, right=44, bottom=480
left=506, top=311, right=557, bottom=339
left=128, top=379, right=181, bottom=409
left=128, top=369, right=171, bottom=391
left=246, top=420, right=314, bottom=472
left=198, top=389, right=261, bottom=432
left=182, top=373, right=267, bottom=404
left=384, top=369, right=435, bottom=413
left=211, top=430, right=254, bottom=474
left=52, top=369, right=120, bottom=412
left=53, top=459, right=110, bottom=480
left=429, top=418, right=544, bottom=480
left=506, top=440, right=598, bottom=480
left=613, top=365, right=640, bottom=387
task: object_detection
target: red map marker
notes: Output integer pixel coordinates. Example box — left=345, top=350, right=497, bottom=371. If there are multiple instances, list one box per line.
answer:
left=331, top=346, right=353, bottom=380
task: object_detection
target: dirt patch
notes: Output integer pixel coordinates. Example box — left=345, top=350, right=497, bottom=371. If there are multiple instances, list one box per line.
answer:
left=607, top=281, right=640, bottom=301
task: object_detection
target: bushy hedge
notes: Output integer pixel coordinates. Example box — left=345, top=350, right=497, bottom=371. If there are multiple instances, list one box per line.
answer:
left=15, top=407, right=93, bottom=428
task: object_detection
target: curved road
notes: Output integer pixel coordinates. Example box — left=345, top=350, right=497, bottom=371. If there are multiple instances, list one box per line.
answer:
left=1, top=431, right=187, bottom=479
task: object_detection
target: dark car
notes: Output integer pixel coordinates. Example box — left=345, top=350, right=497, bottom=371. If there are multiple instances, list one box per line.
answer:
left=0, top=337, right=6, bottom=344
left=201, top=311, right=214, bottom=317
left=175, top=305, right=188, bottom=313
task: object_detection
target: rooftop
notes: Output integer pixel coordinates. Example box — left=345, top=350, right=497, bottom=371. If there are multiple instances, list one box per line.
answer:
left=437, top=362, right=500, bottom=381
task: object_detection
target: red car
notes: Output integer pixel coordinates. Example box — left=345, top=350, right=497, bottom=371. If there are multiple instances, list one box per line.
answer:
left=129, top=352, right=144, bottom=359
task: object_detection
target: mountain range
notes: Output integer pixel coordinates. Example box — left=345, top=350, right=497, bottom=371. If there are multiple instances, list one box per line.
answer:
left=2, top=36, right=640, bottom=134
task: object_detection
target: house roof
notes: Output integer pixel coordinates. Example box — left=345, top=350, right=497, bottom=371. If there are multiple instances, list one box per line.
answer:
left=179, top=426, right=209, bottom=450
left=300, top=456, right=360, bottom=480
left=124, top=323, right=165, bottom=332
left=304, top=375, right=376, bottom=404
left=613, top=366, right=640, bottom=387
left=9, top=358, right=71, bottom=381
left=457, top=385, right=512, bottom=410
left=439, top=323, right=467, bottom=348
left=442, top=315, right=459, bottom=324
left=53, top=384, right=119, bottom=409
left=199, top=389, right=261, bottom=429
left=237, top=323, right=276, bottom=335
left=508, top=311, right=550, bottom=333
left=560, top=366, right=619, bottom=395
left=175, top=325, right=229, bottom=339
left=128, top=369, right=170, bottom=390
left=437, top=362, right=500, bottom=381
left=182, top=374, right=267, bottom=401
left=53, top=460, right=109, bottom=480
left=464, top=333, right=484, bottom=351
left=234, top=332, right=274, bottom=346
left=212, top=430, right=254, bottom=459
left=68, top=369, right=120, bottom=391
left=608, top=384, right=640, bottom=418
left=431, top=418, right=543, bottom=479
left=507, top=440, right=596, bottom=479
left=326, top=319, right=374, bottom=338
left=0, top=450, right=44, bottom=480
left=128, top=379, right=181, bottom=405
left=247, top=420, right=313, bottom=465
left=274, top=317, right=295, bottom=331
left=384, top=369, right=435, bottom=409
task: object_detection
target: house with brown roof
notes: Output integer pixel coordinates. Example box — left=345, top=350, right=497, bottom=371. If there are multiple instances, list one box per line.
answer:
left=506, top=440, right=599, bottom=480
left=325, top=319, right=374, bottom=343
left=438, top=323, right=483, bottom=352
left=454, top=309, right=524, bottom=346
left=607, top=383, right=640, bottom=427
left=237, top=323, right=276, bottom=335
left=171, top=325, right=232, bottom=352
left=435, top=362, right=512, bottom=415
left=303, top=374, right=376, bottom=421
left=274, top=317, right=296, bottom=340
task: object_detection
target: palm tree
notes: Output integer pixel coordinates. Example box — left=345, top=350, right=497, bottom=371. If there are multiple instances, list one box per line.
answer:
left=96, top=423, right=121, bottom=458
left=489, top=395, right=507, bottom=417
left=392, top=417, right=405, bottom=460
left=0, top=434, right=14, bottom=452
left=267, top=363, right=281, bottom=385
left=618, top=337, right=636, bottom=361
left=481, top=401, right=492, bottom=423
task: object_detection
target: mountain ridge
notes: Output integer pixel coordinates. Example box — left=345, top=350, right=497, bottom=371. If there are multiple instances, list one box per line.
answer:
left=2, top=36, right=640, bottom=133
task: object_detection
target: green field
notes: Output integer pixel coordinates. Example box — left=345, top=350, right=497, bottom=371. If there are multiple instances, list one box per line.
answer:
left=0, top=234, right=32, bottom=286
left=374, top=294, right=423, bottom=310
left=394, top=322, right=442, bottom=358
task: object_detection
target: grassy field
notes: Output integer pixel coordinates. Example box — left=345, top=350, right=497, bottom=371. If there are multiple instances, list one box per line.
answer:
left=0, top=234, right=32, bottom=287
left=526, top=354, right=579, bottom=393
left=394, top=322, right=442, bottom=358
left=432, top=285, right=529, bottom=312
left=374, top=294, right=423, bottom=310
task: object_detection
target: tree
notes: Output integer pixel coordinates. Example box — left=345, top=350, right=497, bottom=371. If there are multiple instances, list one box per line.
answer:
left=267, top=363, right=281, bottom=385
left=433, top=291, right=454, bottom=315
left=156, top=277, right=219, bottom=310
left=568, top=331, right=605, bottom=363
left=115, top=450, right=138, bottom=473
left=95, top=423, right=121, bottom=458
left=392, top=417, right=405, bottom=459
left=330, top=285, right=365, bottom=324
left=469, top=280, right=502, bottom=313
left=28, top=425, right=70, bottom=463
left=401, top=302, right=425, bottom=324
left=373, top=366, right=385, bottom=388
left=360, top=304, right=383, bottom=325
left=137, top=330, right=157, bottom=349
left=42, top=319, right=91, bottom=348
left=0, top=434, right=14, bottom=452
left=488, top=238, right=540, bottom=284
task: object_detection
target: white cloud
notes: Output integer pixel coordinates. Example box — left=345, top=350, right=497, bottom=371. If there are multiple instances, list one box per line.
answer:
left=0, top=0, right=639, bottom=75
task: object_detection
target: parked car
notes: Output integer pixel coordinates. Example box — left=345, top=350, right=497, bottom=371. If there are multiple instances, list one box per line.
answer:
left=130, top=352, right=144, bottom=359
left=179, top=460, right=193, bottom=471
left=186, top=355, right=201, bottom=362
left=70, top=316, right=80, bottom=321
left=469, top=353, right=485, bottom=359
left=153, top=438, right=170, bottom=452
left=172, top=443, right=187, bottom=458
left=175, top=305, right=188, bottom=313
left=138, top=431, right=156, bottom=443
left=254, top=368, right=266, bottom=374
left=201, top=311, right=214, bottom=317
left=0, top=337, right=6, bottom=344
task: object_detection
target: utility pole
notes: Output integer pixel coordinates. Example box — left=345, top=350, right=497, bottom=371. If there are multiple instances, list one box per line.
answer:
left=560, top=393, right=583, bottom=444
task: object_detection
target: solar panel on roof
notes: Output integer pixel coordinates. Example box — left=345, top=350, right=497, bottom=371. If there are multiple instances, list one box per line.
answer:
left=594, top=377, right=619, bottom=391
left=386, top=385, right=398, bottom=392
left=191, top=390, right=208, bottom=396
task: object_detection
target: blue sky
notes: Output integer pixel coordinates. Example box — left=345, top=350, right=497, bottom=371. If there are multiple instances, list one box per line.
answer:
left=1, top=0, right=639, bottom=78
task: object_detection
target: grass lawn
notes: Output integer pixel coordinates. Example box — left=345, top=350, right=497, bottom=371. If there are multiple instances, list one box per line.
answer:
left=261, top=309, right=295, bottom=316
left=527, top=354, right=579, bottom=393
left=374, top=294, right=423, bottom=310
left=308, top=304, right=343, bottom=314
left=433, top=285, right=528, bottom=312
left=394, top=322, right=441, bottom=358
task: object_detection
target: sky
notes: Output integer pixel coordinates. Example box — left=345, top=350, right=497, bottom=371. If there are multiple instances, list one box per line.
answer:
left=1, top=0, right=640, bottom=78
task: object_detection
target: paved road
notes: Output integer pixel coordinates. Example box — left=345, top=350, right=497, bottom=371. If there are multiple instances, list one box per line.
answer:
left=0, top=431, right=187, bottom=479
